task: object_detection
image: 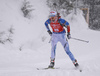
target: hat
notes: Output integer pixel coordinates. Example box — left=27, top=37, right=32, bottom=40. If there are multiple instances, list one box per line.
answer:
left=50, top=11, right=57, bottom=17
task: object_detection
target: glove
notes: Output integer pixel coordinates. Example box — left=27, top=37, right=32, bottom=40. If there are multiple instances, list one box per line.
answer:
left=67, top=32, right=71, bottom=39
left=47, top=30, right=52, bottom=36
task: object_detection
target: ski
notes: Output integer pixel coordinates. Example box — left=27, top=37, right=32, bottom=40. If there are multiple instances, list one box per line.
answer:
left=37, top=66, right=82, bottom=72
left=37, top=67, right=60, bottom=70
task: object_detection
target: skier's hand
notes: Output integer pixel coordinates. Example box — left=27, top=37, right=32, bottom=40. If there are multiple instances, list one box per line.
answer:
left=67, top=32, right=71, bottom=39
left=47, top=30, right=52, bottom=36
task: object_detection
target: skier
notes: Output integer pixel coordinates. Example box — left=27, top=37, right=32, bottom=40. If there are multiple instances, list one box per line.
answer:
left=45, top=11, right=79, bottom=68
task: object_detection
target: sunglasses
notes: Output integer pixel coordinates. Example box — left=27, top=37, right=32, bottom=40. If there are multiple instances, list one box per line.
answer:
left=50, top=15, right=56, bottom=17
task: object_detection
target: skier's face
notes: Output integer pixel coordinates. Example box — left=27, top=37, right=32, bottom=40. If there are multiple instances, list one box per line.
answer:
left=51, top=16, right=57, bottom=21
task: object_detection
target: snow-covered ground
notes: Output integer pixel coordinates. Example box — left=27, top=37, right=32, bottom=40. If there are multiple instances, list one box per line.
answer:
left=0, top=0, right=100, bottom=76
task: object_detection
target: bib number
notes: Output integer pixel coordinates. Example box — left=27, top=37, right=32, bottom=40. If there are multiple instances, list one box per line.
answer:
left=54, top=29, right=59, bottom=32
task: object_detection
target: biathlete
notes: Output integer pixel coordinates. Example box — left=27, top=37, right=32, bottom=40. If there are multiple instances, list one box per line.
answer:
left=45, top=11, right=79, bottom=68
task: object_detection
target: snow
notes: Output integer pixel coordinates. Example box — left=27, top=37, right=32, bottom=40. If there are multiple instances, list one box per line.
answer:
left=0, top=0, right=100, bottom=76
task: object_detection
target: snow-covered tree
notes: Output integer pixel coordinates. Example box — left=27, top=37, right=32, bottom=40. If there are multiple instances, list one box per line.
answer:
left=21, top=0, right=34, bottom=19
left=47, top=0, right=74, bottom=16
left=0, top=26, right=14, bottom=44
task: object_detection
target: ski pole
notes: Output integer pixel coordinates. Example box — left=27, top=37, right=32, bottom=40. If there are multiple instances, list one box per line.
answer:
left=71, top=37, right=89, bottom=43
left=48, top=38, right=51, bottom=43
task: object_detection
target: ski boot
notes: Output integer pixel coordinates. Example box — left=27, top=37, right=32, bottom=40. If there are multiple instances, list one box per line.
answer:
left=48, top=59, right=55, bottom=68
left=73, top=59, right=79, bottom=67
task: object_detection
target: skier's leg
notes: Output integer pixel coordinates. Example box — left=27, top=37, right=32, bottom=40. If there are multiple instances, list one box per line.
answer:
left=59, top=33, right=79, bottom=67
left=65, top=44, right=79, bottom=67
left=51, top=34, right=58, bottom=60
left=59, top=33, right=75, bottom=61
left=64, top=42, right=76, bottom=61
left=48, top=34, right=58, bottom=68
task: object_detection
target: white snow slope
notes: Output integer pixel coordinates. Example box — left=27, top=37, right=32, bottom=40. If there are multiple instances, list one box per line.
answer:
left=0, top=0, right=100, bottom=76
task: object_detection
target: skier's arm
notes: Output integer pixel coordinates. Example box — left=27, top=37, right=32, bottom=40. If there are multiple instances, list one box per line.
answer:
left=60, top=19, right=71, bottom=39
left=60, top=19, right=70, bottom=33
left=66, top=25, right=70, bottom=33
left=66, top=25, right=71, bottom=39
left=45, top=19, right=50, bottom=31
left=45, top=19, right=52, bottom=36
left=64, top=21, right=71, bottom=39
